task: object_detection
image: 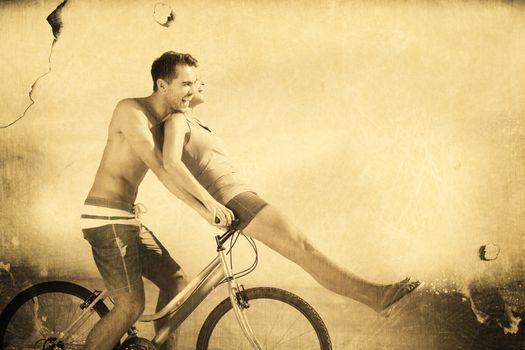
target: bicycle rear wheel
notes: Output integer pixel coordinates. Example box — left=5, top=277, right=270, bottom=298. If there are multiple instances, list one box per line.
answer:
left=0, top=281, right=114, bottom=350
left=197, top=287, right=332, bottom=350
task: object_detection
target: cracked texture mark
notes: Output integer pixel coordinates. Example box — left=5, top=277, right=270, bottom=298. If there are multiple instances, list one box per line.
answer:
left=153, top=3, right=175, bottom=28
left=0, top=262, right=15, bottom=298
left=0, top=0, right=69, bottom=129
left=47, top=0, right=68, bottom=39
left=479, top=243, right=500, bottom=261
left=467, top=283, right=522, bottom=335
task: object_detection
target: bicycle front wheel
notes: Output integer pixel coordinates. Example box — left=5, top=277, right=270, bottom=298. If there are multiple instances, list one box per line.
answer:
left=0, top=281, right=113, bottom=350
left=197, top=287, right=332, bottom=350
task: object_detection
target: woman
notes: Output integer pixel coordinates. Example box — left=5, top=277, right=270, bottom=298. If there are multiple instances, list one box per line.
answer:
left=157, top=68, right=421, bottom=315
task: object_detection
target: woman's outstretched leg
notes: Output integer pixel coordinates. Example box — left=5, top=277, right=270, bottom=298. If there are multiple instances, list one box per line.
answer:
left=242, top=204, right=420, bottom=313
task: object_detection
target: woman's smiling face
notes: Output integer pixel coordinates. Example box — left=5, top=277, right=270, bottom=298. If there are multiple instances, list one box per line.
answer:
left=190, top=78, right=205, bottom=108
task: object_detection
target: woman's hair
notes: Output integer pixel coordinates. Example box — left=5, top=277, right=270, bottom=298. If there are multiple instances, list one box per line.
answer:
left=151, top=51, right=198, bottom=91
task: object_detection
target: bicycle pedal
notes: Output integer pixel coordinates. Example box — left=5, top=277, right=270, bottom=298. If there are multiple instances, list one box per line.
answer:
left=119, top=336, right=157, bottom=350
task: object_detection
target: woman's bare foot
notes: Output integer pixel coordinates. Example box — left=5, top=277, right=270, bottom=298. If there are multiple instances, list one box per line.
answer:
left=373, top=278, right=422, bottom=315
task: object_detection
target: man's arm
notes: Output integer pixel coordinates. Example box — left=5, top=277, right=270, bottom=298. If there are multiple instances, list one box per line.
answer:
left=113, top=99, right=211, bottom=222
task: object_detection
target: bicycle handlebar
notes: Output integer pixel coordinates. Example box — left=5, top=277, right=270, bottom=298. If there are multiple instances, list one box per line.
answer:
left=215, top=218, right=240, bottom=248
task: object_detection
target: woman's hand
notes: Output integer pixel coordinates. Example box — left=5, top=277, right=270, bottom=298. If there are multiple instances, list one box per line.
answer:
left=204, top=200, right=235, bottom=228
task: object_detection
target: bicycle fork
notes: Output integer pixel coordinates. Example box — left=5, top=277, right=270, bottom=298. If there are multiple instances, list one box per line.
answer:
left=217, top=244, right=264, bottom=350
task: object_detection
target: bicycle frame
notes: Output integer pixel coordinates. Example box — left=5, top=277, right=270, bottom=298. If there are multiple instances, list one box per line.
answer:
left=57, top=226, right=265, bottom=349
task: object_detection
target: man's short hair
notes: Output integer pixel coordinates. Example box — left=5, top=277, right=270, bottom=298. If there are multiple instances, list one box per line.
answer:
left=151, top=51, right=198, bottom=91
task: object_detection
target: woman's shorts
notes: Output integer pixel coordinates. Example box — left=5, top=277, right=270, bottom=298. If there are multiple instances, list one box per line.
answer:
left=225, top=192, right=268, bottom=231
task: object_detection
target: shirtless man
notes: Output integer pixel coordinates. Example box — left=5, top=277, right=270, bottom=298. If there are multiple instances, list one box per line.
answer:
left=82, top=51, right=420, bottom=350
left=81, top=53, right=228, bottom=350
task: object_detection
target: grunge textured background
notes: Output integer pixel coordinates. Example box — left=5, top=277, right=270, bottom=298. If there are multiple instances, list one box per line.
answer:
left=1, top=1, right=524, bottom=348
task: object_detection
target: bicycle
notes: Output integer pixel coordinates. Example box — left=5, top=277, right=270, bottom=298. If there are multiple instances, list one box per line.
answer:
left=0, top=221, right=332, bottom=349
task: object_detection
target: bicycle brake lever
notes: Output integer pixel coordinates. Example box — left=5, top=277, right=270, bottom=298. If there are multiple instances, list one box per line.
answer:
left=230, top=218, right=240, bottom=231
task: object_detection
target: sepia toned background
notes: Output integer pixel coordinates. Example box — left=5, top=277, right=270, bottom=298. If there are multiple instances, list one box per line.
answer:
left=1, top=0, right=524, bottom=348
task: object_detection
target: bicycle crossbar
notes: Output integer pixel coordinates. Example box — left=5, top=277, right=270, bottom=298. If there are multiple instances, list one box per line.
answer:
left=153, top=260, right=226, bottom=345
left=139, top=255, right=223, bottom=322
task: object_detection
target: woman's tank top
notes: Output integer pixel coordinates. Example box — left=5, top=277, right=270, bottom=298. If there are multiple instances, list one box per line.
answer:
left=152, top=115, right=252, bottom=204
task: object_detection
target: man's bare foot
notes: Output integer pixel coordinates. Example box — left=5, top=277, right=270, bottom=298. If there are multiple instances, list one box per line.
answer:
left=373, top=278, right=422, bottom=316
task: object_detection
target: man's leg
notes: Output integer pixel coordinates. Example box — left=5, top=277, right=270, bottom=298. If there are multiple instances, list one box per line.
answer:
left=152, top=270, right=187, bottom=350
left=82, top=223, right=145, bottom=348
left=85, top=289, right=145, bottom=350
left=243, top=204, right=418, bottom=312
left=139, top=225, right=188, bottom=350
